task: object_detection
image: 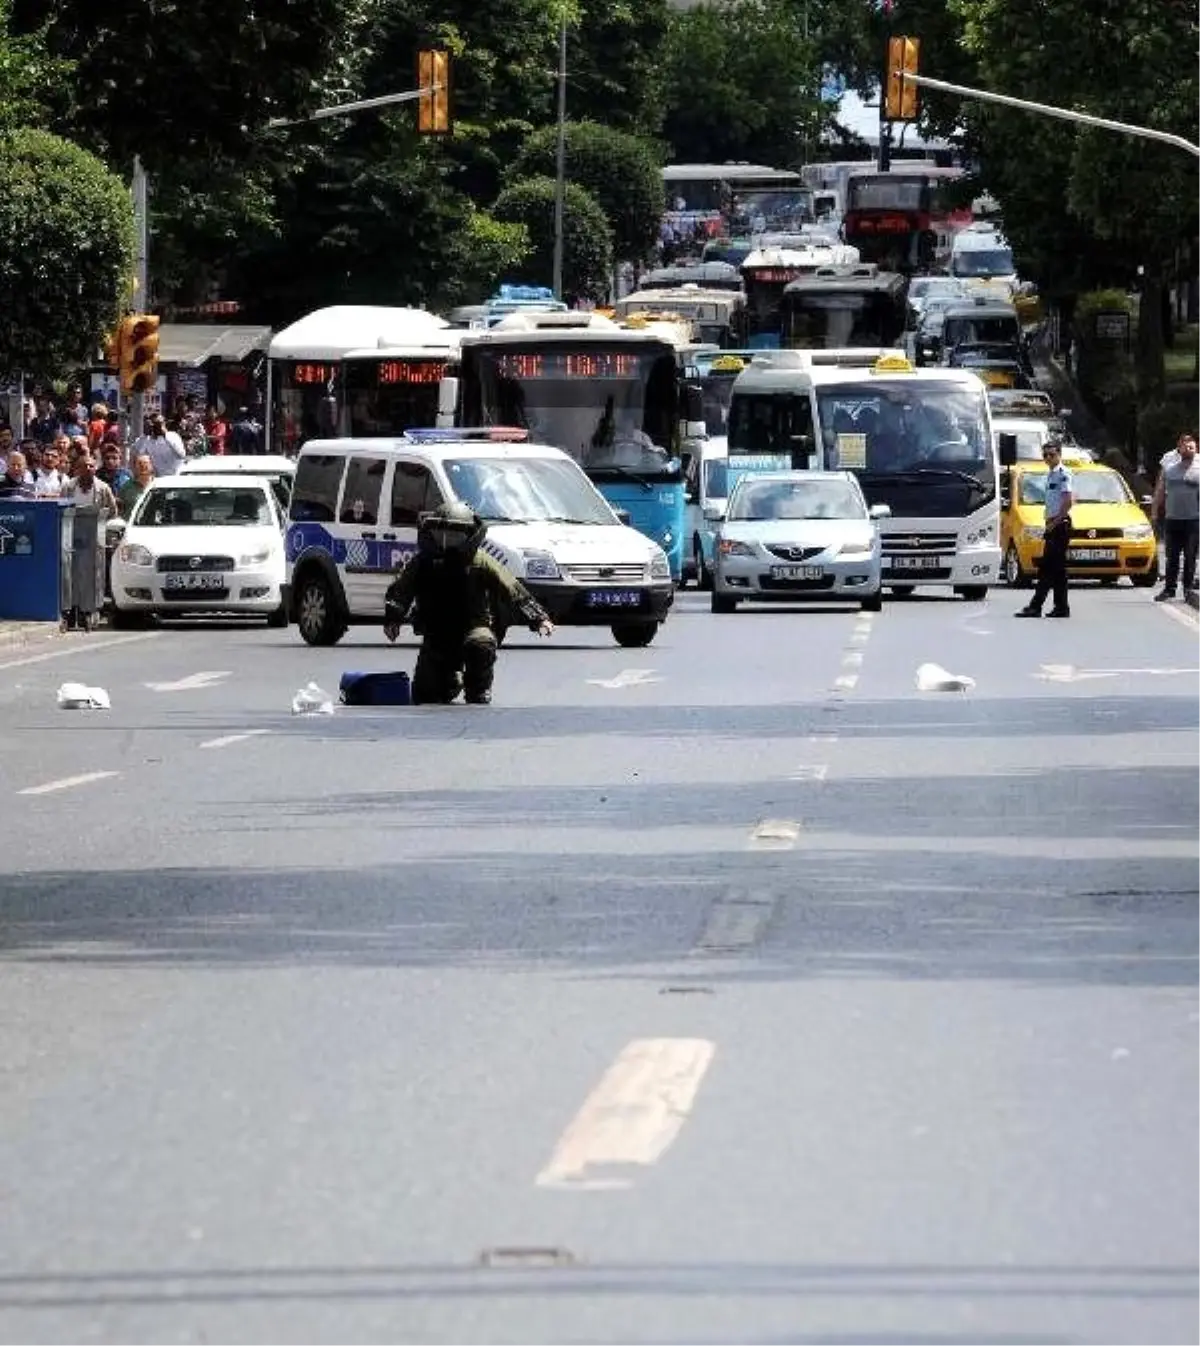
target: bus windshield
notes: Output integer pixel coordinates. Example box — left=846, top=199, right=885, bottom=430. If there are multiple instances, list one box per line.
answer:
left=460, top=343, right=681, bottom=477
left=848, top=177, right=926, bottom=212
left=815, top=381, right=992, bottom=485
left=783, top=291, right=906, bottom=349
left=343, top=356, right=447, bottom=436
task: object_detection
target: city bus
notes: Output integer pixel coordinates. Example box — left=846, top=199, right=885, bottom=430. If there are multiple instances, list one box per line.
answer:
left=780, top=265, right=908, bottom=350
left=725, top=348, right=1016, bottom=598
left=661, top=163, right=814, bottom=243
left=741, top=232, right=860, bottom=347
left=451, top=310, right=703, bottom=580
left=840, top=165, right=971, bottom=274
left=266, top=306, right=455, bottom=455
left=613, top=284, right=747, bottom=348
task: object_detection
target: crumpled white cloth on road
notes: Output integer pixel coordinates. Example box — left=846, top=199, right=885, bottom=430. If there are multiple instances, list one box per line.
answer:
left=291, top=681, right=334, bottom=715
left=57, top=682, right=111, bottom=710
left=915, top=662, right=975, bottom=692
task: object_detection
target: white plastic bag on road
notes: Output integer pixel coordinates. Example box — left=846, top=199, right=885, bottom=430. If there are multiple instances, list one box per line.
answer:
left=291, top=681, right=334, bottom=715
left=915, top=662, right=975, bottom=693
left=57, top=682, right=111, bottom=710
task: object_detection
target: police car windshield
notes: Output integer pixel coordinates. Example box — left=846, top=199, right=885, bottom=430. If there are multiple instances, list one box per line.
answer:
left=134, top=485, right=271, bottom=526
left=445, top=456, right=616, bottom=526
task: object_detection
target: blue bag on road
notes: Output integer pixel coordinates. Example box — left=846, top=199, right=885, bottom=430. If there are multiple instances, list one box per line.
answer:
left=339, top=671, right=412, bottom=706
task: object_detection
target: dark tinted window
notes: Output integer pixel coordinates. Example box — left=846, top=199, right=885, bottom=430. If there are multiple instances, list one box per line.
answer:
left=389, top=462, right=443, bottom=526
left=338, top=456, right=386, bottom=525
left=289, top=453, right=344, bottom=523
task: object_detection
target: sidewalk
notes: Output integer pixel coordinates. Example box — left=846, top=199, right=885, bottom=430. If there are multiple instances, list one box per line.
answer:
left=0, top=620, right=67, bottom=652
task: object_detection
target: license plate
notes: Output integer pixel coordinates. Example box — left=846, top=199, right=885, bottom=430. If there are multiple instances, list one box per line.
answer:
left=585, top=588, right=642, bottom=608
left=888, top=555, right=943, bottom=571
left=770, top=565, right=824, bottom=580
left=164, top=572, right=226, bottom=590
left=1068, top=548, right=1118, bottom=561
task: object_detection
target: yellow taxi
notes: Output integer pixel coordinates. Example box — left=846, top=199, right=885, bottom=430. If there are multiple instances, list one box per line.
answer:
left=1000, top=460, right=1158, bottom=588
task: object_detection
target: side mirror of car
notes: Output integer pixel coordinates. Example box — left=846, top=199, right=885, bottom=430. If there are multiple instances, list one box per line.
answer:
left=106, top=518, right=127, bottom=544
left=997, top=431, right=1018, bottom=467
left=703, top=503, right=726, bottom=523
left=613, top=507, right=631, bottom=525
left=1139, top=494, right=1154, bottom=511
left=868, top=503, right=891, bottom=520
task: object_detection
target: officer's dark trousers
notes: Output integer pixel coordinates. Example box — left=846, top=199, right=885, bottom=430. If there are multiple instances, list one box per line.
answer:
left=1031, top=522, right=1070, bottom=613
left=412, top=626, right=497, bottom=704
left=1163, top=518, right=1198, bottom=593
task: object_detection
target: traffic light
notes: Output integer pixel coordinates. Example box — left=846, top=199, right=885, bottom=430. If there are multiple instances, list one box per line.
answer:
left=885, top=35, right=920, bottom=122
left=416, top=49, right=451, bottom=135
left=118, top=313, right=161, bottom=395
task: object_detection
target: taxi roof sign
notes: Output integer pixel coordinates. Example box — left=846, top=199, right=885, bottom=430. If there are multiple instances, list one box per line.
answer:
left=871, top=352, right=915, bottom=374
left=710, top=355, right=747, bottom=372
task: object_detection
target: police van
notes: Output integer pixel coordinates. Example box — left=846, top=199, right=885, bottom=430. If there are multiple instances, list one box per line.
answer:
left=285, top=428, right=676, bottom=648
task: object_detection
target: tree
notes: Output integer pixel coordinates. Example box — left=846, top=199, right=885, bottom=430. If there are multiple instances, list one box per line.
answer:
left=660, top=0, right=823, bottom=166
left=509, top=120, right=663, bottom=263
left=566, top=0, right=671, bottom=139
left=0, top=0, right=73, bottom=134
left=0, top=128, right=134, bottom=374
left=491, top=176, right=612, bottom=302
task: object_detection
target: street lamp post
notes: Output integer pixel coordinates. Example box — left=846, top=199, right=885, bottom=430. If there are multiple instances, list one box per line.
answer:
left=551, top=13, right=568, bottom=302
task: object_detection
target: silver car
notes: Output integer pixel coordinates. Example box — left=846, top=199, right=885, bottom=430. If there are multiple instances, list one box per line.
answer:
left=708, top=471, right=888, bottom=613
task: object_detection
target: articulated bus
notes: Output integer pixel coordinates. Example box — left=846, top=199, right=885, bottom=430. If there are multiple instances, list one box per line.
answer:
left=266, top=306, right=457, bottom=455
left=841, top=165, right=971, bottom=274
left=451, top=311, right=704, bottom=581
left=725, top=349, right=1016, bottom=598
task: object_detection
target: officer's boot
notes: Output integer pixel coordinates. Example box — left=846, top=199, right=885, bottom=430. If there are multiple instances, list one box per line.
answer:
left=463, top=628, right=497, bottom=704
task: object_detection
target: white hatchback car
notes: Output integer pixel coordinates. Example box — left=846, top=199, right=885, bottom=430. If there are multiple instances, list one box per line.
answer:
left=109, top=474, right=288, bottom=627
left=709, top=470, right=887, bottom=613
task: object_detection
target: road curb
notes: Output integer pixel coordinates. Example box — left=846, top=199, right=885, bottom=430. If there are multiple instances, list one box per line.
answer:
left=0, top=620, right=62, bottom=651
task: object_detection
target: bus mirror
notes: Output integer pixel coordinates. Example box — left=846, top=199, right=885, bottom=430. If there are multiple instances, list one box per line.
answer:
left=614, top=507, right=631, bottom=525
left=437, top=376, right=459, bottom=427
left=998, top=431, right=1018, bottom=466
left=703, top=503, right=726, bottom=523
left=683, top=383, right=705, bottom=423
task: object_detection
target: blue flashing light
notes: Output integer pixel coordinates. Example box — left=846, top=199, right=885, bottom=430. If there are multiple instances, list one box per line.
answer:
left=403, top=426, right=529, bottom=443
left=494, top=284, right=556, bottom=302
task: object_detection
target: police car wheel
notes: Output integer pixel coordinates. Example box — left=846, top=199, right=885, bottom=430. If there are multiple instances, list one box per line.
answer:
left=611, top=621, right=658, bottom=648
left=296, top=574, right=346, bottom=646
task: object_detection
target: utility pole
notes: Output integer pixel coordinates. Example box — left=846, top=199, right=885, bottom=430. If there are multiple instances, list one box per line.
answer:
left=552, top=12, right=568, bottom=302
left=130, top=155, right=149, bottom=444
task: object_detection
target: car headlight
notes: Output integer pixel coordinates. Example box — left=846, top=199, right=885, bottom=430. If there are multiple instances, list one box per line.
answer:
left=1022, top=525, right=1044, bottom=541
left=118, top=542, right=153, bottom=566
left=239, top=548, right=272, bottom=567
left=718, top=538, right=754, bottom=557
left=836, top=540, right=872, bottom=557
left=1123, top=524, right=1153, bottom=540
left=650, top=551, right=671, bottom=580
left=522, top=549, right=561, bottom=580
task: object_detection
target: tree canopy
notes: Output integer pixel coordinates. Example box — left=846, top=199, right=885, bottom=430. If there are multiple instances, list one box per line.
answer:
left=492, top=176, right=613, bottom=302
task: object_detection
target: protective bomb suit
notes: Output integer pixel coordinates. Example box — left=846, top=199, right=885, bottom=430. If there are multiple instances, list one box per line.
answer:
left=383, top=502, right=554, bottom=704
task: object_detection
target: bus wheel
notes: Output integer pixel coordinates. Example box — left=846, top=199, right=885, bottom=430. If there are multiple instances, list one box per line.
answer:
left=694, top=537, right=713, bottom=591
left=955, top=585, right=988, bottom=602
left=612, top=621, right=658, bottom=648
left=889, top=585, right=915, bottom=597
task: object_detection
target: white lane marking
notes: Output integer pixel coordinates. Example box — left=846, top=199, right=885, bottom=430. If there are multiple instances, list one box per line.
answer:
left=808, top=731, right=838, bottom=743
left=1037, top=663, right=1199, bottom=683
left=790, top=764, right=829, bottom=782
left=853, top=614, right=874, bottom=630
left=692, top=895, right=777, bottom=953
left=535, top=1038, right=716, bottom=1190
left=749, top=818, right=801, bottom=848
left=833, top=673, right=859, bottom=691
left=842, top=650, right=864, bottom=668
left=586, top=668, right=661, bottom=689
left=0, top=631, right=158, bottom=672
left=1157, top=603, right=1199, bottom=631
left=200, top=729, right=271, bottom=750
left=847, top=630, right=871, bottom=647
left=145, top=671, right=231, bottom=693
left=19, top=770, right=119, bottom=796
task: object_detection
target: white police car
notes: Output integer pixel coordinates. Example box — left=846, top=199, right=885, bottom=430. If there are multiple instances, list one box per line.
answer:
left=285, top=428, right=675, bottom=648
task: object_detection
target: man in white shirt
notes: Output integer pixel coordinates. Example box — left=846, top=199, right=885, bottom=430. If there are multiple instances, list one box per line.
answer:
left=133, top=412, right=186, bottom=478
left=32, top=436, right=68, bottom=496
left=61, top=449, right=118, bottom=518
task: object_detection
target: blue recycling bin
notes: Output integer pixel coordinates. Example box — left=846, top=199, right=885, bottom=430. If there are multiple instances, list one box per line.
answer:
left=0, top=499, right=66, bottom=621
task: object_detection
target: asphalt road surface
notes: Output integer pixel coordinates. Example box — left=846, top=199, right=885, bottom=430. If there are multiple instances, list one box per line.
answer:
left=0, top=583, right=1196, bottom=1346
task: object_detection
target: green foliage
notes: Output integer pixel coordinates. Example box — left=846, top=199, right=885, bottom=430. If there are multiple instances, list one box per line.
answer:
left=1139, top=395, right=1198, bottom=467
left=0, top=0, right=72, bottom=133
left=491, top=176, right=612, bottom=302
left=661, top=0, right=822, bottom=166
left=442, top=209, right=532, bottom=306
left=567, top=0, right=671, bottom=138
left=0, top=128, right=134, bottom=374
left=510, top=121, right=664, bottom=262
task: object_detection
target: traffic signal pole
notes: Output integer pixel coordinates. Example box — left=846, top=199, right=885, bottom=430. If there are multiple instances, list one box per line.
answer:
left=130, top=155, right=149, bottom=445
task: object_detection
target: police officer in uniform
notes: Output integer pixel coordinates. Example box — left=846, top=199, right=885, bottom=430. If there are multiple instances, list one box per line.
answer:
left=1016, top=438, right=1073, bottom=618
left=383, top=502, right=554, bottom=704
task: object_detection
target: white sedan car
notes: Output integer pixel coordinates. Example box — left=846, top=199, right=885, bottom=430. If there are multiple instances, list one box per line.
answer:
left=709, top=470, right=888, bottom=613
left=110, top=474, right=288, bottom=627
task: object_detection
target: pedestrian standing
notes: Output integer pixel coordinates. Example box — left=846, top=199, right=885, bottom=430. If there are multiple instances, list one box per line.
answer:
left=1152, top=432, right=1199, bottom=601
left=132, top=412, right=186, bottom=478
left=1016, top=438, right=1073, bottom=619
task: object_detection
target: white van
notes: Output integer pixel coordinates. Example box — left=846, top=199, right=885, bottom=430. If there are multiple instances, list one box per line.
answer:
left=949, top=222, right=1019, bottom=299
left=285, top=429, right=675, bottom=648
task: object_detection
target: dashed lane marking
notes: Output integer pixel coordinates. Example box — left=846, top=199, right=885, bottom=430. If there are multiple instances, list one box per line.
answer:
left=691, top=894, right=778, bottom=954
left=535, top=1038, right=716, bottom=1191
left=832, top=673, right=859, bottom=692
left=199, top=730, right=271, bottom=750
left=19, top=770, right=119, bottom=796
left=790, top=764, right=829, bottom=782
left=749, top=818, right=801, bottom=849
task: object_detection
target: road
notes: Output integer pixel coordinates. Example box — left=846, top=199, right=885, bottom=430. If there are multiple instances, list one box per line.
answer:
left=0, top=584, right=1196, bottom=1346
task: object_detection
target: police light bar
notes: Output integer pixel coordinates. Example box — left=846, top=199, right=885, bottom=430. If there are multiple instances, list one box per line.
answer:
left=403, top=426, right=528, bottom=443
